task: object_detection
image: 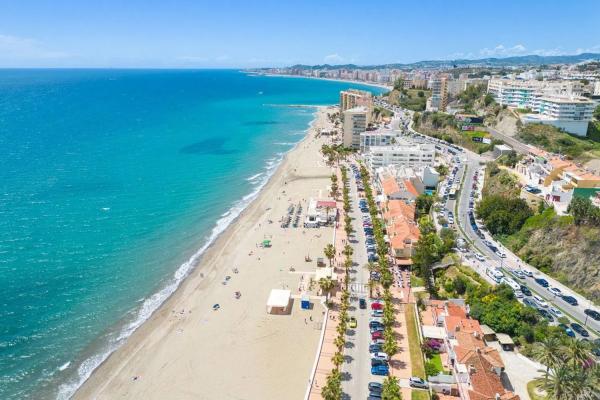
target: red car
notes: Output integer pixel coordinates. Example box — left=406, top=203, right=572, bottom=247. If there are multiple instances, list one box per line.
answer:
left=371, top=302, right=383, bottom=310
left=371, top=331, right=384, bottom=340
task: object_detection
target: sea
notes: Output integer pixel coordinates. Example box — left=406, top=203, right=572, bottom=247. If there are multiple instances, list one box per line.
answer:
left=0, top=69, right=384, bottom=399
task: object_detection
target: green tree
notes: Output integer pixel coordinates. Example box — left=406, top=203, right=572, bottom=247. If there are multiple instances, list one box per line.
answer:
left=381, top=376, right=402, bottom=400
left=562, top=338, right=590, bottom=369
left=594, top=104, right=600, bottom=120
left=415, top=194, right=434, bottom=218
left=321, top=369, right=342, bottom=400
left=324, top=243, right=336, bottom=267
left=319, top=277, right=335, bottom=299
left=533, top=337, right=564, bottom=384
left=331, top=350, right=344, bottom=369
left=484, top=93, right=495, bottom=106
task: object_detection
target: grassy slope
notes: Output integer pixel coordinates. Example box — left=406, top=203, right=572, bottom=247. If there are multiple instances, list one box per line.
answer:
left=482, top=167, right=600, bottom=303
left=517, top=123, right=600, bottom=162
left=405, top=305, right=425, bottom=379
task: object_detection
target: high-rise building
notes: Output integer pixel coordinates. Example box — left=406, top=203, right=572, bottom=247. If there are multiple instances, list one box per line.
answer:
left=339, top=89, right=373, bottom=112
left=342, top=107, right=369, bottom=149
left=521, top=95, right=595, bottom=136
left=366, top=143, right=436, bottom=169
left=487, top=78, right=583, bottom=108
left=427, top=77, right=448, bottom=111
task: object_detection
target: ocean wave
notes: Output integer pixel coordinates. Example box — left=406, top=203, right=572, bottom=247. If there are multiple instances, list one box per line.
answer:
left=245, top=172, right=263, bottom=182
left=54, top=123, right=309, bottom=400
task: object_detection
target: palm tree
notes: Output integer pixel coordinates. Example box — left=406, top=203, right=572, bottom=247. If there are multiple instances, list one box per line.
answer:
left=319, top=277, right=335, bottom=299
left=332, top=350, right=344, bottom=369
left=383, top=331, right=398, bottom=358
left=542, top=365, right=577, bottom=400
left=563, top=338, right=591, bottom=368
left=381, top=376, right=402, bottom=400
left=342, top=244, right=353, bottom=258
left=323, top=244, right=335, bottom=267
left=321, top=369, right=342, bottom=400
left=334, top=335, right=345, bottom=351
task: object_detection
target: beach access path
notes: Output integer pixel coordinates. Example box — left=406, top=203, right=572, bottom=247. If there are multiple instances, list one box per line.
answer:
left=74, top=107, right=338, bottom=400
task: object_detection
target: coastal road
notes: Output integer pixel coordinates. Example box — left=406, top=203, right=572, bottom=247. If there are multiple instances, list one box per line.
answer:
left=341, top=162, right=373, bottom=399
left=377, top=98, right=600, bottom=337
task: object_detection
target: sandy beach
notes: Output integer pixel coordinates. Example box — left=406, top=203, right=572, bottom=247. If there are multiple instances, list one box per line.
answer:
left=74, top=106, right=338, bottom=400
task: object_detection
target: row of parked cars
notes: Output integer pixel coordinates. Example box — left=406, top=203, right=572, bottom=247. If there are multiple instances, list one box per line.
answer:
left=359, top=199, right=379, bottom=263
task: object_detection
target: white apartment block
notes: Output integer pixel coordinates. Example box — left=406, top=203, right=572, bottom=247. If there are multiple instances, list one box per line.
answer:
left=521, top=95, right=595, bottom=136
left=487, top=78, right=583, bottom=108
left=366, top=143, right=436, bottom=169
left=343, top=106, right=369, bottom=149
left=359, top=130, right=400, bottom=153
left=594, top=80, right=600, bottom=96
left=488, top=78, right=594, bottom=136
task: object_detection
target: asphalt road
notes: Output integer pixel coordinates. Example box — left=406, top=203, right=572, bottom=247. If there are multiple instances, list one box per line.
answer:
left=341, top=163, right=379, bottom=399
left=377, top=99, right=600, bottom=338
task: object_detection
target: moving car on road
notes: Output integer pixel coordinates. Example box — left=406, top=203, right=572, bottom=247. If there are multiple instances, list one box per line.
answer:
left=561, top=295, right=578, bottom=306
left=349, top=317, right=357, bottom=329
left=535, top=278, right=549, bottom=288
left=558, top=324, right=576, bottom=337
left=359, top=298, right=367, bottom=309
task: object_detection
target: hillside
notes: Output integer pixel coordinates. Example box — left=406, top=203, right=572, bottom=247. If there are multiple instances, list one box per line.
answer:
left=480, top=165, right=600, bottom=302
left=284, top=52, right=600, bottom=70
left=516, top=123, right=600, bottom=162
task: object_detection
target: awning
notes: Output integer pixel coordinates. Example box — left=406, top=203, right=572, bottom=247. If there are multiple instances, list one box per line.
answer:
left=497, top=333, right=514, bottom=345
left=266, top=289, right=291, bottom=308
left=422, top=325, right=446, bottom=340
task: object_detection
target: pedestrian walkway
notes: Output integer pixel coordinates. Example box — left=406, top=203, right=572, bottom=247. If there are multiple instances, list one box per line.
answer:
left=350, top=283, right=368, bottom=294
left=307, top=166, right=347, bottom=400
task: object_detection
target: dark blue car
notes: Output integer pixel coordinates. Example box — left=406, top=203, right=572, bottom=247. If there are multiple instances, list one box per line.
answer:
left=535, top=278, right=549, bottom=287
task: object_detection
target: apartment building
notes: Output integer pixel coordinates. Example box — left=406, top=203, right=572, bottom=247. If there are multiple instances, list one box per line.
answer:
left=366, top=143, right=436, bottom=169
left=342, top=106, right=369, bottom=149
left=359, top=129, right=399, bottom=153
left=521, top=95, right=595, bottom=136
left=487, top=78, right=583, bottom=108
left=427, top=76, right=449, bottom=111
left=488, top=78, right=593, bottom=136
left=339, top=89, right=373, bottom=112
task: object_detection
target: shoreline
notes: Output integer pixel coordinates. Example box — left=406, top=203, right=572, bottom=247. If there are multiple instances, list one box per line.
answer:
left=69, top=106, right=338, bottom=399
left=256, top=72, right=392, bottom=91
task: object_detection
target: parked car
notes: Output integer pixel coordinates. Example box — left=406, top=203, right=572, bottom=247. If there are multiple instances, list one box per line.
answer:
left=370, top=326, right=384, bottom=334
left=371, top=358, right=387, bottom=367
left=584, top=308, right=600, bottom=321
left=538, top=309, right=554, bottom=322
left=371, top=302, right=383, bottom=310
left=409, top=377, right=429, bottom=389
left=349, top=317, right=357, bottom=329
left=523, top=298, right=538, bottom=309
left=359, top=298, right=367, bottom=309
left=369, top=321, right=384, bottom=329
left=370, top=352, right=389, bottom=361
left=535, top=278, right=549, bottom=288
left=549, top=307, right=563, bottom=318
left=548, top=287, right=562, bottom=297
left=369, top=344, right=383, bottom=353
left=371, top=339, right=385, bottom=346
left=571, top=323, right=590, bottom=337
left=371, top=365, right=389, bottom=376
left=371, top=331, right=383, bottom=340
left=533, top=295, right=549, bottom=308
left=371, top=310, right=384, bottom=317
left=368, top=382, right=383, bottom=393
left=561, top=295, right=578, bottom=306
left=558, top=323, right=576, bottom=337
left=520, top=285, right=532, bottom=296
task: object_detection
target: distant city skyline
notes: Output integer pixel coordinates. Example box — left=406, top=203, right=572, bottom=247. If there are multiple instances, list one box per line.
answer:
left=1, top=0, right=599, bottom=68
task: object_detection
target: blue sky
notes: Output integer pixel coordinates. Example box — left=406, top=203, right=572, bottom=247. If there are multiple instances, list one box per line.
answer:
left=1, top=0, right=599, bottom=68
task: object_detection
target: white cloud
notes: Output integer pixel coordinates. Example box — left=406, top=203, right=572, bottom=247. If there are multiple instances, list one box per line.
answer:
left=323, top=53, right=344, bottom=64
left=0, top=34, right=68, bottom=60
left=479, top=44, right=527, bottom=57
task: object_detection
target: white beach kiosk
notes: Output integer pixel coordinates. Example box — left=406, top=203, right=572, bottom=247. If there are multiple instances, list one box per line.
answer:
left=266, top=289, right=292, bottom=315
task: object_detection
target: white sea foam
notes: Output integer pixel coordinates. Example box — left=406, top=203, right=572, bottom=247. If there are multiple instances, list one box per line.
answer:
left=58, top=362, right=71, bottom=371
left=55, top=121, right=309, bottom=400
left=245, top=172, right=263, bottom=182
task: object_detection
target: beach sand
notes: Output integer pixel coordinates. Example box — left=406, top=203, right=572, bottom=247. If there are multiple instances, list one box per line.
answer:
left=74, top=107, right=337, bottom=400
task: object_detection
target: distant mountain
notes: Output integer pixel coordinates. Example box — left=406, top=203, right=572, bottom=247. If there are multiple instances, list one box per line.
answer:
left=285, top=53, right=600, bottom=70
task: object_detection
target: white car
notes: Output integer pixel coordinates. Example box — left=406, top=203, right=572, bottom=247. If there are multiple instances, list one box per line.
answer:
left=548, top=287, right=562, bottom=297
left=475, top=253, right=486, bottom=262
left=371, top=339, right=385, bottom=346
left=549, top=307, right=563, bottom=318
left=521, top=269, right=533, bottom=277
left=370, top=352, right=389, bottom=361
left=533, top=295, right=549, bottom=308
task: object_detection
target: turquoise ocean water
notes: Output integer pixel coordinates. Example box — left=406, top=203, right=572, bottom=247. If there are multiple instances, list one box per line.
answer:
left=0, top=69, right=383, bottom=399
